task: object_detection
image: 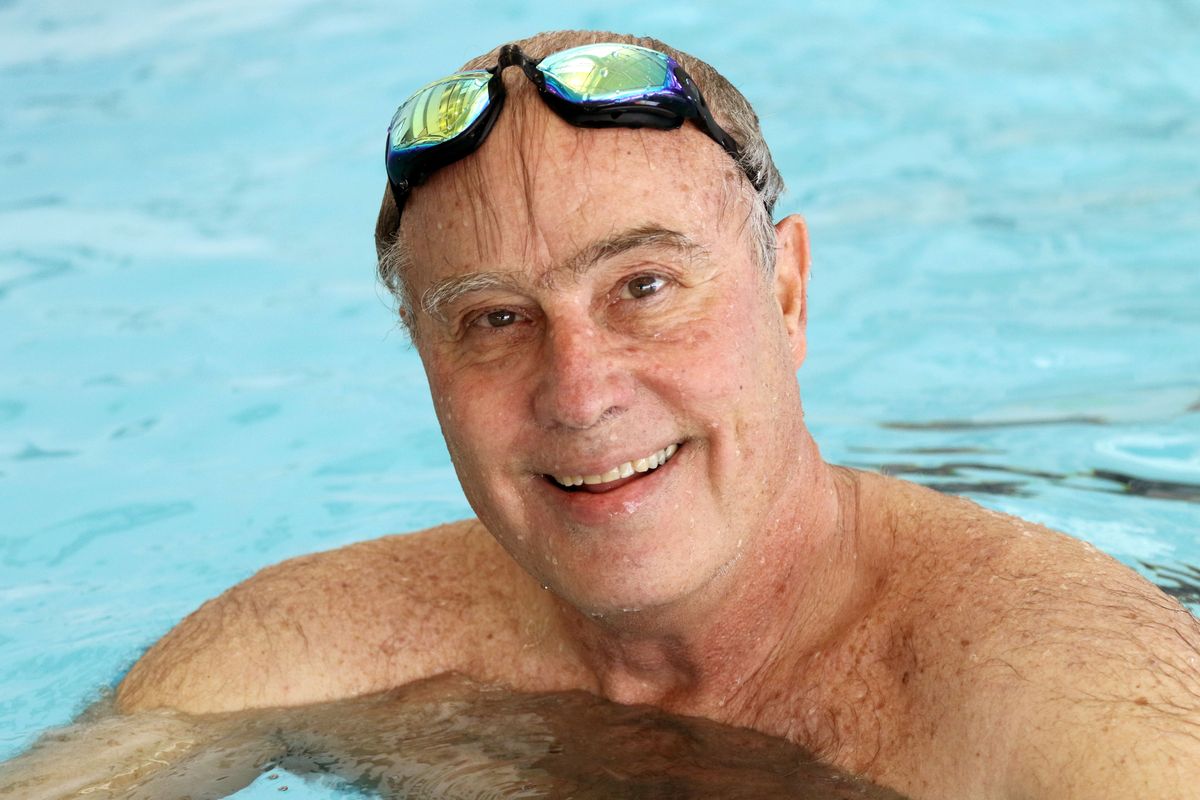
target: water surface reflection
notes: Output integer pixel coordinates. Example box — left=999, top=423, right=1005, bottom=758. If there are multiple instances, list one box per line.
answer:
left=128, top=675, right=907, bottom=798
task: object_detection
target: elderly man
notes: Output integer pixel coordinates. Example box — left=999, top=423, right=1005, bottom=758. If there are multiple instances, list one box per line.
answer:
left=103, top=29, right=1200, bottom=799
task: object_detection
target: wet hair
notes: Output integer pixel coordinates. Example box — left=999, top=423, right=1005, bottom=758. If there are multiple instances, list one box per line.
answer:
left=375, top=29, right=786, bottom=332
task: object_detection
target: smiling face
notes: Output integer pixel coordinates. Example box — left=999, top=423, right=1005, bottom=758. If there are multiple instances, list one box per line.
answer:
left=400, top=85, right=813, bottom=616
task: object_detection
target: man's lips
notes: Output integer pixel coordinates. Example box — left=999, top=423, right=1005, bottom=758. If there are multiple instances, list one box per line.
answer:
left=545, top=442, right=681, bottom=493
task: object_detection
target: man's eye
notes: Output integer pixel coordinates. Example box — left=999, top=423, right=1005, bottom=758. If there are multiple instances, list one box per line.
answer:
left=471, top=309, right=523, bottom=329
left=621, top=275, right=666, bottom=300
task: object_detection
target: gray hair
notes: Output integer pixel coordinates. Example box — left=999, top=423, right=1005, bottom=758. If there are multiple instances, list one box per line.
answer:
left=375, top=29, right=786, bottom=333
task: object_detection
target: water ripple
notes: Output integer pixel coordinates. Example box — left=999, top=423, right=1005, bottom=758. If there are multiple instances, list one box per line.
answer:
left=109, top=418, right=158, bottom=440
left=0, top=400, right=26, bottom=424
left=1142, top=561, right=1200, bottom=613
left=882, top=415, right=1108, bottom=431
left=10, top=443, right=77, bottom=461
left=0, top=251, right=75, bottom=299
left=230, top=403, right=281, bottom=425
left=861, top=460, right=1200, bottom=505
left=16, top=502, right=196, bottom=568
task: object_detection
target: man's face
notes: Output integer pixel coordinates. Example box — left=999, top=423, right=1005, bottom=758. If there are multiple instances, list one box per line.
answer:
left=401, top=87, right=810, bottom=616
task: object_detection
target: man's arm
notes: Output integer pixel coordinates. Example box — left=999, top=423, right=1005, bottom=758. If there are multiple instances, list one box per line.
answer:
left=116, top=522, right=506, bottom=714
left=0, top=706, right=275, bottom=799
left=993, top=554, right=1200, bottom=798
left=4, top=526, right=499, bottom=798
left=6, top=675, right=912, bottom=799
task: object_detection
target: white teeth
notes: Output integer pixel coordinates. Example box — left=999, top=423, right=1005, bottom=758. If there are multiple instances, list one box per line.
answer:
left=551, top=443, right=680, bottom=489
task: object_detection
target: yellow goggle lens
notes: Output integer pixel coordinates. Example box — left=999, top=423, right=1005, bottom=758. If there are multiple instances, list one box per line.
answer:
left=389, top=70, right=493, bottom=152
left=537, top=43, right=673, bottom=104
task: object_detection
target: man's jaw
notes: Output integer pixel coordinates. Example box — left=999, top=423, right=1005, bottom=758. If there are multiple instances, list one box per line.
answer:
left=545, top=442, right=682, bottom=495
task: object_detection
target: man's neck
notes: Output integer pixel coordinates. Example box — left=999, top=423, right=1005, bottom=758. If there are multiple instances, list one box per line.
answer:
left=550, top=445, right=877, bottom=723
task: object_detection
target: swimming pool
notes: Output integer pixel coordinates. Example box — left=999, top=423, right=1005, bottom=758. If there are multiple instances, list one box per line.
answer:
left=1, top=0, right=1197, bottom=795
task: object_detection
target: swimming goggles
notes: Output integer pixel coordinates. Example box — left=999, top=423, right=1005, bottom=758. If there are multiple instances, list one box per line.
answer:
left=384, top=42, right=760, bottom=215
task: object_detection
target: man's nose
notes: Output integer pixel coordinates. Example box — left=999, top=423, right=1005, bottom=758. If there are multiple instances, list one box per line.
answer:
left=533, top=324, right=634, bottom=431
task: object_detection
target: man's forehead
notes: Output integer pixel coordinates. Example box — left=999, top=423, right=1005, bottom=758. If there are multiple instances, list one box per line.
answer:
left=397, top=82, right=743, bottom=282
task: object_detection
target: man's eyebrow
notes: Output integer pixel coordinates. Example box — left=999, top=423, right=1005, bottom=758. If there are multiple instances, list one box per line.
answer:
left=420, top=226, right=707, bottom=322
left=560, top=225, right=708, bottom=278
left=421, top=271, right=523, bottom=322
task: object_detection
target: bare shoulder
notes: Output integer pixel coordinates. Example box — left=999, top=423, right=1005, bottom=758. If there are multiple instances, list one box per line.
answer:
left=863, top=472, right=1200, bottom=796
left=116, top=520, right=569, bottom=714
left=861, top=470, right=1199, bottom=657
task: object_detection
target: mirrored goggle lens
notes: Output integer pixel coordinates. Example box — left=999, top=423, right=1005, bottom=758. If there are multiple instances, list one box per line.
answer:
left=388, top=70, right=493, bottom=153
left=536, top=43, right=679, bottom=105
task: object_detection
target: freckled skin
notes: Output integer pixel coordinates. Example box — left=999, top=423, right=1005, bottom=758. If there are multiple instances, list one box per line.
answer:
left=114, top=69, right=1200, bottom=800
left=400, top=81, right=810, bottom=616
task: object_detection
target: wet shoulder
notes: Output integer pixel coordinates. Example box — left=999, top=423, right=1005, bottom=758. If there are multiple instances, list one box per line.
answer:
left=116, top=521, right=571, bottom=714
left=863, top=469, right=1198, bottom=661
left=859, top=471, right=1200, bottom=793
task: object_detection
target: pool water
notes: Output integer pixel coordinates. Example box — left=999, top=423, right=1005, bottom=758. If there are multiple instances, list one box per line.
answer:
left=1, top=0, right=1198, bottom=795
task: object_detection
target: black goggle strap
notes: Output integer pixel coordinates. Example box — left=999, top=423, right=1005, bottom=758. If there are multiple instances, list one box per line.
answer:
left=672, top=67, right=749, bottom=173
left=518, top=43, right=757, bottom=193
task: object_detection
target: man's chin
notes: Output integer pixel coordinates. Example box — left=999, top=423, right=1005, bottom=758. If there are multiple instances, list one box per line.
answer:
left=544, top=564, right=721, bottom=628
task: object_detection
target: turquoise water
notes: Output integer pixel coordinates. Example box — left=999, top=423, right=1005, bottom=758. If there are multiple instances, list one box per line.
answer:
left=1, top=0, right=1198, bottom=793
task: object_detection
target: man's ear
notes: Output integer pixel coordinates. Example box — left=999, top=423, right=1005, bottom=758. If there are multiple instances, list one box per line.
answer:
left=772, top=214, right=810, bottom=368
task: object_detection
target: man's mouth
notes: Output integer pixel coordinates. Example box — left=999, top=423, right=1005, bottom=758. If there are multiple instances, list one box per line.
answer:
left=547, top=442, right=680, bottom=493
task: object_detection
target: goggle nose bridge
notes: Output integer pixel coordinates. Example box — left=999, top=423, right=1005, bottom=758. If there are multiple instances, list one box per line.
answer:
left=494, top=44, right=544, bottom=88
